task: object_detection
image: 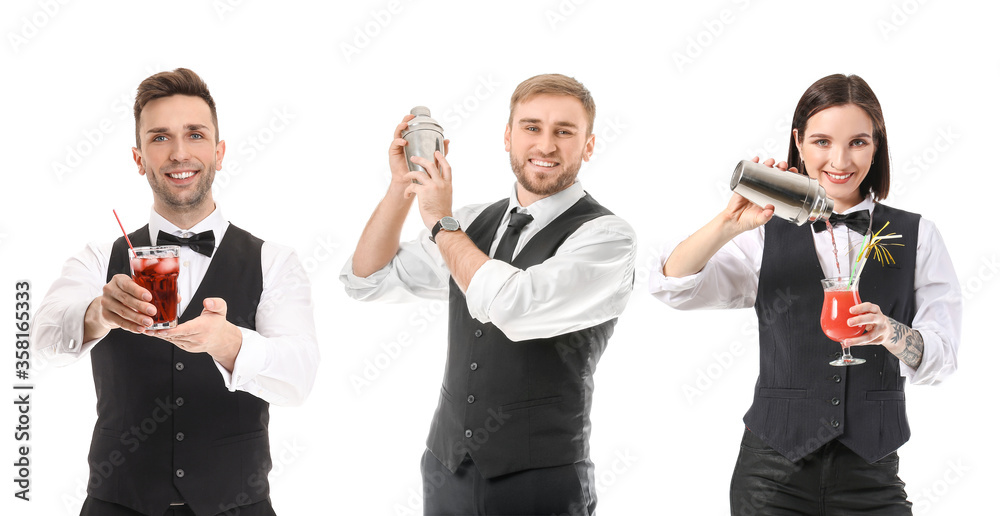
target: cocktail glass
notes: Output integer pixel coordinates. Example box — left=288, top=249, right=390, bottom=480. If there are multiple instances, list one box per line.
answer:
left=820, top=276, right=866, bottom=366
left=130, top=245, right=180, bottom=329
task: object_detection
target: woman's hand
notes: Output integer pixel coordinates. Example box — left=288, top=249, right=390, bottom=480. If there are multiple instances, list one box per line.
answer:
left=844, top=301, right=925, bottom=369
left=721, top=157, right=799, bottom=235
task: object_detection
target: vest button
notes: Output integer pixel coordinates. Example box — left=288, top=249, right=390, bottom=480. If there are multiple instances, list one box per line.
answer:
left=470, top=362, right=478, bottom=371
left=831, top=419, right=841, bottom=428
left=467, top=395, right=475, bottom=404
left=176, top=432, right=185, bottom=441
left=464, top=429, right=473, bottom=438
left=175, top=362, right=184, bottom=371
left=474, top=329, right=483, bottom=338
left=175, top=397, right=184, bottom=407
left=831, top=398, right=841, bottom=406
left=832, top=375, right=842, bottom=383
left=175, top=469, right=185, bottom=478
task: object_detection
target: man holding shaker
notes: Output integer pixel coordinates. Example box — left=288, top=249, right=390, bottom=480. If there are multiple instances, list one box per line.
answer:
left=34, top=68, right=319, bottom=516
left=341, top=74, right=636, bottom=515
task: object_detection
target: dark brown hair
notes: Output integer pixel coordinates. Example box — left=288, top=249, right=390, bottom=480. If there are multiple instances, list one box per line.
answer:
left=509, top=74, right=596, bottom=135
left=134, top=68, right=218, bottom=148
left=787, top=74, right=890, bottom=200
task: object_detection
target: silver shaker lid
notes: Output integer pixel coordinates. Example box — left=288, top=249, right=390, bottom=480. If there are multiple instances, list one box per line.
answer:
left=402, top=106, right=444, bottom=137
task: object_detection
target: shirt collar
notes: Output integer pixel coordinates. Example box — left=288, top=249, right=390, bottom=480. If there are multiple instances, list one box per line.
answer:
left=148, top=206, right=229, bottom=245
left=838, top=195, right=875, bottom=215
left=502, top=181, right=586, bottom=230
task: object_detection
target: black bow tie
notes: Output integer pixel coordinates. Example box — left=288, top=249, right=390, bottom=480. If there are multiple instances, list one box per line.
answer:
left=812, top=210, right=870, bottom=235
left=157, top=230, right=215, bottom=257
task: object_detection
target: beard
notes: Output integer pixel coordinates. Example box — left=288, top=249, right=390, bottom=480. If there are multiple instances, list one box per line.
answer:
left=146, top=161, right=215, bottom=212
left=509, top=151, right=584, bottom=198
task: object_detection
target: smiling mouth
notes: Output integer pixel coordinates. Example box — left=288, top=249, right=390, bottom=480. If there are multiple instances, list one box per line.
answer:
left=529, top=158, right=558, bottom=168
left=166, top=171, right=196, bottom=180
left=824, top=171, right=854, bottom=182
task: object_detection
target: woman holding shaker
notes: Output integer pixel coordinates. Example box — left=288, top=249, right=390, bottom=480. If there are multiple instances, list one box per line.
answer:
left=650, top=74, right=961, bottom=514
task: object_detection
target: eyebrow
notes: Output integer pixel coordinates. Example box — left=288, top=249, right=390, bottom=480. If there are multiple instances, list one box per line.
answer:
left=518, top=118, right=580, bottom=129
left=145, top=124, right=211, bottom=135
left=808, top=132, right=872, bottom=139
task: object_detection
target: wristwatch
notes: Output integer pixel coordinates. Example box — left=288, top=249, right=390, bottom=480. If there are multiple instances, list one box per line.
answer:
left=430, top=216, right=461, bottom=243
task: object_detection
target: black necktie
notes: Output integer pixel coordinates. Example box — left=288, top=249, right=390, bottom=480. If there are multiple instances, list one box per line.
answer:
left=493, top=209, right=534, bottom=263
left=157, top=230, right=216, bottom=257
left=812, top=210, right=870, bottom=235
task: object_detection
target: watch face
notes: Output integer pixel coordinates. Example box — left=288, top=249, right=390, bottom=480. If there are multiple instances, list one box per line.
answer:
left=441, top=217, right=461, bottom=231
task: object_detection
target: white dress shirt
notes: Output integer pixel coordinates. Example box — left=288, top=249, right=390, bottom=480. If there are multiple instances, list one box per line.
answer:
left=33, top=207, right=320, bottom=406
left=649, top=197, right=961, bottom=385
left=341, top=181, right=637, bottom=342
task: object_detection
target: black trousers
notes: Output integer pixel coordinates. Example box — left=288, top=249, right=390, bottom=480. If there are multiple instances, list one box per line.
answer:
left=80, top=496, right=276, bottom=516
left=730, top=429, right=912, bottom=515
left=421, top=449, right=597, bottom=516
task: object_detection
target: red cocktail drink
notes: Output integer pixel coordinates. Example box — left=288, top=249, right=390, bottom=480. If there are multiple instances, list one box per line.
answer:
left=821, top=289, right=865, bottom=342
left=130, top=246, right=180, bottom=329
left=819, top=276, right=866, bottom=366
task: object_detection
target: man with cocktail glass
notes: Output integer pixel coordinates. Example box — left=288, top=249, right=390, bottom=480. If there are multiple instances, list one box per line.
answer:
left=34, top=68, right=319, bottom=516
left=341, top=74, right=636, bottom=515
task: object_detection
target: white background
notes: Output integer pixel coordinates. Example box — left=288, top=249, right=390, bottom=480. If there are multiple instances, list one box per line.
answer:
left=2, top=1, right=995, bottom=514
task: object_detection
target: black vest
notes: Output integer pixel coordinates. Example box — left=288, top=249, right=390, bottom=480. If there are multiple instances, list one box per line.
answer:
left=427, top=194, right=618, bottom=478
left=745, top=204, right=920, bottom=463
left=88, top=224, right=270, bottom=516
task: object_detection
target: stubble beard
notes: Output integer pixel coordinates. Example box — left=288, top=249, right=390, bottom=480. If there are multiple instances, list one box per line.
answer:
left=509, top=152, right=583, bottom=198
left=148, top=161, right=215, bottom=212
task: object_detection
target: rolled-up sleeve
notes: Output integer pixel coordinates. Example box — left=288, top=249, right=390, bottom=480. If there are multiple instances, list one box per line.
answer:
left=464, top=215, right=636, bottom=342
left=648, top=227, right=764, bottom=310
left=900, top=218, right=961, bottom=384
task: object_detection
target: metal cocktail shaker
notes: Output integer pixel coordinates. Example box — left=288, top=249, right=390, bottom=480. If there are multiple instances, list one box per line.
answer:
left=401, top=106, right=445, bottom=176
left=730, top=160, right=834, bottom=225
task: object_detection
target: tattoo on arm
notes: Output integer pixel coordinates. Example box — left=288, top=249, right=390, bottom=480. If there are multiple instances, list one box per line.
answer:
left=888, top=318, right=924, bottom=369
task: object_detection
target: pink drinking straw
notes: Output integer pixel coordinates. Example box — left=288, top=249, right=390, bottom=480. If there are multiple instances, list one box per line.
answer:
left=113, top=209, right=136, bottom=257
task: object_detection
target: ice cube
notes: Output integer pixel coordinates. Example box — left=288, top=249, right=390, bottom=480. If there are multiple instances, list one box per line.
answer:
left=154, top=257, right=179, bottom=275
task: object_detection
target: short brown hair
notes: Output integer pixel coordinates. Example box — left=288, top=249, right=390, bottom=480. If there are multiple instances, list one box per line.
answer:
left=787, top=74, right=890, bottom=200
left=134, top=68, right=218, bottom=148
left=508, top=74, right=596, bottom=135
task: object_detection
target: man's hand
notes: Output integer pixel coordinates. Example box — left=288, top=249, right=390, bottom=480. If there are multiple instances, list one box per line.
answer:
left=405, top=150, right=454, bottom=231
left=152, top=298, right=243, bottom=372
left=84, top=274, right=157, bottom=340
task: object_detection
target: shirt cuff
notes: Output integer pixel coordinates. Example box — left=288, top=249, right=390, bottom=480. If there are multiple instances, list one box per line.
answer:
left=60, top=299, right=95, bottom=354
left=216, top=327, right=268, bottom=391
left=900, top=326, right=955, bottom=385
left=465, top=259, right=519, bottom=323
